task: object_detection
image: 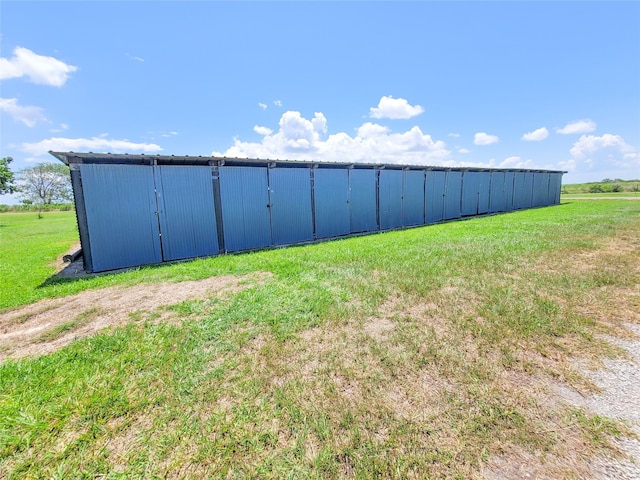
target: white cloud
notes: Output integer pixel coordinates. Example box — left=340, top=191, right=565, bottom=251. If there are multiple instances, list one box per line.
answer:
left=21, top=136, right=163, bottom=157
left=258, top=102, right=268, bottom=110
left=213, top=110, right=450, bottom=165
left=273, top=100, right=282, bottom=107
left=0, top=97, right=47, bottom=127
left=369, top=96, right=424, bottom=119
left=357, top=122, right=389, bottom=138
left=50, top=123, right=69, bottom=133
left=474, top=132, right=499, bottom=146
left=556, top=119, right=596, bottom=135
left=448, top=133, right=460, bottom=138
left=458, top=148, right=471, bottom=154
left=161, top=131, right=179, bottom=137
left=0, top=47, right=77, bottom=87
left=126, top=53, right=145, bottom=62
left=565, top=134, right=640, bottom=172
left=254, top=125, right=273, bottom=136
left=522, top=127, right=549, bottom=141
left=498, top=155, right=536, bottom=169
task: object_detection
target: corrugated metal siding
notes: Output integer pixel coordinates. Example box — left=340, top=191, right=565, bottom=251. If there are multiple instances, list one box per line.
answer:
left=477, top=174, right=490, bottom=214
left=219, top=166, right=271, bottom=251
left=522, top=172, right=535, bottom=209
left=156, top=165, right=219, bottom=261
left=425, top=170, right=446, bottom=224
left=349, top=169, right=378, bottom=233
left=461, top=171, right=481, bottom=216
left=512, top=172, right=526, bottom=210
left=532, top=172, right=548, bottom=207
left=269, top=168, right=314, bottom=245
left=503, top=172, right=515, bottom=211
left=79, top=164, right=162, bottom=272
left=444, top=171, right=462, bottom=220
left=550, top=173, right=562, bottom=204
left=313, top=168, right=350, bottom=239
left=379, top=169, right=403, bottom=230
left=403, top=170, right=425, bottom=226
left=489, top=172, right=505, bottom=213
left=60, top=152, right=565, bottom=272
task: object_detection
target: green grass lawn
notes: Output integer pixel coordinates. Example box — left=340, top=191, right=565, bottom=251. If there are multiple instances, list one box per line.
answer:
left=0, top=211, right=80, bottom=310
left=1, top=201, right=639, bottom=478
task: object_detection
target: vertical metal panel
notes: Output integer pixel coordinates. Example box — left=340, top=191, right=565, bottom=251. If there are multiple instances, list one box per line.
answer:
left=403, top=170, right=425, bottom=226
left=477, top=173, right=490, bottom=214
left=489, top=172, right=505, bottom=213
left=269, top=167, right=314, bottom=245
left=79, top=164, right=161, bottom=272
left=314, top=168, right=350, bottom=238
left=532, top=172, right=550, bottom=207
left=522, top=172, right=534, bottom=208
left=512, top=172, right=527, bottom=209
left=349, top=169, right=378, bottom=233
left=425, top=170, right=446, bottom=223
left=443, top=171, right=462, bottom=220
left=503, top=172, right=515, bottom=211
left=219, top=166, right=271, bottom=252
left=549, top=173, right=562, bottom=205
left=379, top=169, right=403, bottom=230
left=461, top=171, right=481, bottom=216
left=156, top=165, right=219, bottom=261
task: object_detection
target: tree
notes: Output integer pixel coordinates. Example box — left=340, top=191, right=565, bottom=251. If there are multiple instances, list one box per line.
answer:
left=0, top=156, right=17, bottom=195
left=17, top=163, right=72, bottom=217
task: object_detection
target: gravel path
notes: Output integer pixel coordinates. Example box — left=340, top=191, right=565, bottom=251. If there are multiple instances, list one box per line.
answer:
left=554, top=323, right=640, bottom=479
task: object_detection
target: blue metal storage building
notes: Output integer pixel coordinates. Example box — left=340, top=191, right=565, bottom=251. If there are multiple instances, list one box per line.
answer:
left=51, top=152, right=565, bottom=273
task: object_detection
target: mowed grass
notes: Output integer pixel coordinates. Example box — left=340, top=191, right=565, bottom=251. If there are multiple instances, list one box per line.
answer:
left=0, top=211, right=80, bottom=309
left=1, top=200, right=639, bottom=478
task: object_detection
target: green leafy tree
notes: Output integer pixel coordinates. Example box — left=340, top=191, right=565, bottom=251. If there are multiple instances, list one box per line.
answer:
left=17, top=163, right=72, bottom=217
left=0, top=156, right=17, bottom=195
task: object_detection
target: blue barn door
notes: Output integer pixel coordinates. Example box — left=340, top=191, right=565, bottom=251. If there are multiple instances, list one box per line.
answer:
left=79, top=163, right=162, bottom=272
left=155, top=165, right=219, bottom=261
left=379, top=169, right=403, bottom=230
left=269, top=167, right=314, bottom=245
left=512, top=172, right=526, bottom=209
left=522, top=173, right=535, bottom=209
left=533, top=172, right=550, bottom=207
left=461, top=171, right=481, bottom=216
left=489, top=172, right=505, bottom=213
left=403, top=170, right=425, bottom=226
left=443, top=171, right=462, bottom=220
left=314, top=168, right=350, bottom=238
left=349, top=169, right=378, bottom=233
left=477, top=173, right=490, bottom=214
left=549, top=173, right=562, bottom=205
left=503, top=172, right=515, bottom=211
left=425, top=171, right=446, bottom=224
left=219, top=166, right=271, bottom=252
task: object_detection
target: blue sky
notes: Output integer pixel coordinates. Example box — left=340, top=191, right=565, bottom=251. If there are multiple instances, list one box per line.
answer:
left=1, top=1, right=639, bottom=203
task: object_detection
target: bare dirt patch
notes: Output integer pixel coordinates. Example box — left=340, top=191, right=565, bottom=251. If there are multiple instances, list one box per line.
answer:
left=0, top=272, right=270, bottom=361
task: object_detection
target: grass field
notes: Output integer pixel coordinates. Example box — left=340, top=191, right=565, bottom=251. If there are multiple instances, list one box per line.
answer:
left=1, top=201, right=639, bottom=478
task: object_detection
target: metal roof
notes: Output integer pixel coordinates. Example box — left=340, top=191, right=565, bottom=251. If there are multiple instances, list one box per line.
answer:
left=49, top=151, right=567, bottom=174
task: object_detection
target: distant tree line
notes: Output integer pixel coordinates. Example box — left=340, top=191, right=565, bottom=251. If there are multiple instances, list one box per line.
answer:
left=562, top=178, right=640, bottom=194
